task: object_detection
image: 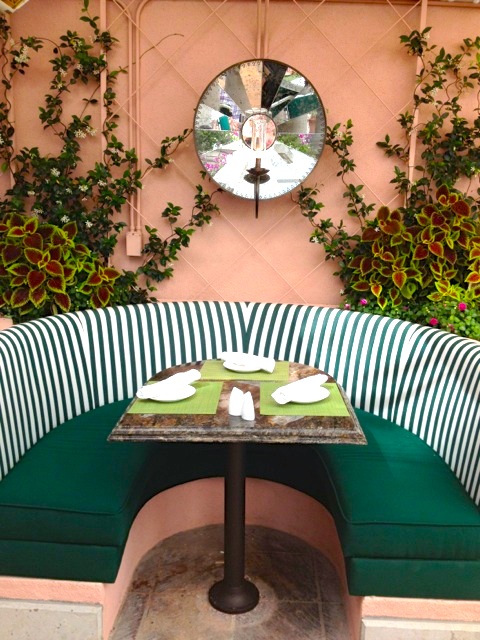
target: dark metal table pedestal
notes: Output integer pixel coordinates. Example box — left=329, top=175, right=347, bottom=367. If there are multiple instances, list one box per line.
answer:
left=208, top=442, right=260, bottom=613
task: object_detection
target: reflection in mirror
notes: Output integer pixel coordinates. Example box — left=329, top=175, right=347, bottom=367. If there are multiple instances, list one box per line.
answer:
left=194, top=59, right=326, bottom=201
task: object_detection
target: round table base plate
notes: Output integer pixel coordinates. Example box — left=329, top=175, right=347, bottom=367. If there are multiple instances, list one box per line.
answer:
left=208, top=579, right=260, bottom=614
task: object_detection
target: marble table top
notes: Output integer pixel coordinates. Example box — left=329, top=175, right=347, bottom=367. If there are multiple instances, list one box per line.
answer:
left=108, top=361, right=366, bottom=445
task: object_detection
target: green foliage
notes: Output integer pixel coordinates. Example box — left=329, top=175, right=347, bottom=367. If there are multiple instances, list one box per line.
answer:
left=0, top=1, right=218, bottom=320
left=0, top=212, right=121, bottom=322
left=296, top=29, right=480, bottom=339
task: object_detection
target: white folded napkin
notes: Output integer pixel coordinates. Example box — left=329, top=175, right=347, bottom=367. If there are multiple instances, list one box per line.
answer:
left=228, top=387, right=255, bottom=420
left=220, top=351, right=275, bottom=373
left=271, top=373, right=328, bottom=405
left=136, top=369, right=201, bottom=400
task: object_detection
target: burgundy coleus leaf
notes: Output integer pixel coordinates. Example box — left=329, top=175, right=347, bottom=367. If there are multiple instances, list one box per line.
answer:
left=0, top=223, right=8, bottom=233
left=7, top=226, right=26, bottom=238
left=45, top=260, right=64, bottom=277
left=362, top=227, right=381, bottom=242
left=378, top=296, right=388, bottom=310
left=24, top=217, right=38, bottom=234
left=379, top=219, right=401, bottom=235
left=2, top=244, right=22, bottom=265
left=10, top=275, right=27, bottom=286
left=436, top=184, right=450, bottom=201
left=392, top=271, right=407, bottom=289
left=466, top=272, right=480, bottom=284
left=389, top=288, right=401, bottom=306
left=381, top=251, right=395, bottom=262
left=62, top=221, right=77, bottom=240
left=47, top=275, right=66, bottom=293
left=30, top=286, right=47, bottom=308
left=9, top=213, right=26, bottom=227
left=27, top=270, right=46, bottom=290
left=371, top=283, right=383, bottom=297
left=74, top=243, right=90, bottom=256
left=53, top=292, right=71, bottom=313
left=351, top=280, right=370, bottom=291
left=360, top=257, right=373, bottom=275
left=349, top=256, right=363, bottom=269
left=96, top=286, right=112, bottom=306
left=444, top=247, right=456, bottom=264
left=63, top=265, right=76, bottom=281
left=11, top=288, right=30, bottom=308
left=24, top=247, right=43, bottom=265
left=431, top=261, right=443, bottom=278
left=49, top=246, right=61, bottom=262
left=429, top=242, right=444, bottom=258
left=102, top=267, right=120, bottom=282
left=24, top=233, right=43, bottom=250
left=470, top=245, right=480, bottom=260
left=8, top=263, right=29, bottom=276
left=452, top=199, right=470, bottom=217
left=85, top=272, right=103, bottom=286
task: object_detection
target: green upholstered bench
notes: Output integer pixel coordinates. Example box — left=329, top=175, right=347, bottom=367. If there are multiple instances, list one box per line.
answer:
left=0, top=302, right=479, bottom=601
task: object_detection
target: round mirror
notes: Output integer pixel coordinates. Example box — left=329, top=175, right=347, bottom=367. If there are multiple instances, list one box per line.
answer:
left=194, top=59, right=326, bottom=200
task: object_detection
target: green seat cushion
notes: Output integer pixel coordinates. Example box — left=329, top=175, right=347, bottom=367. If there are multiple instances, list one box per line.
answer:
left=0, top=400, right=154, bottom=548
left=0, top=400, right=231, bottom=548
left=0, top=400, right=229, bottom=581
left=314, top=408, right=480, bottom=561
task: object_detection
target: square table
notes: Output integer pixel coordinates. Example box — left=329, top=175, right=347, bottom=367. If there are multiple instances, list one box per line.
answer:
left=109, top=360, right=365, bottom=614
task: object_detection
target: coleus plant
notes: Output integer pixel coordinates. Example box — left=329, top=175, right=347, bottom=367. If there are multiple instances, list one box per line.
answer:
left=348, top=186, right=480, bottom=309
left=0, top=212, right=120, bottom=321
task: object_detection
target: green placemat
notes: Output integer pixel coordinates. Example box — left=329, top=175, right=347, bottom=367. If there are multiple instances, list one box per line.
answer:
left=127, top=381, right=223, bottom=415
left=260, top=382, right=350, bottom=416
left=201, top=359, right=290, bottom=382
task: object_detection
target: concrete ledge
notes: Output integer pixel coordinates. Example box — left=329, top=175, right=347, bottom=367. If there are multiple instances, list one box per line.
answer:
left=0, top=599, right=102, bottom=640
left=362, top=617, right=480, bottom=639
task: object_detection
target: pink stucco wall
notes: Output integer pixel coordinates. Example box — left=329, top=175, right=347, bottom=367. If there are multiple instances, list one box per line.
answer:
left=3, top=0, right=479, bottom=306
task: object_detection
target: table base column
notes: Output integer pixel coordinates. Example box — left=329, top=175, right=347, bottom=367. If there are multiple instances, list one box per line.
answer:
left=208, top=442, right=260, bottom=614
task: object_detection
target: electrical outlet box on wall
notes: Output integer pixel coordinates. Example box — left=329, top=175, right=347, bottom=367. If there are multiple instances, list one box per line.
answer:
left=126, top=231, right=143, bottom=257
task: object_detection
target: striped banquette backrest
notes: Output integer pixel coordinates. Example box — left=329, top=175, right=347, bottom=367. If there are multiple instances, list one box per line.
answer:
left=245, top=303, right=480, bottom=504
left=0, top=301, right=479, bottom=505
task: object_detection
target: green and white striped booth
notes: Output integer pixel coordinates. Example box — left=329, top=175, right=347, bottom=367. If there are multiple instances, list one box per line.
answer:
left=0, top=302, right=479, bottom=599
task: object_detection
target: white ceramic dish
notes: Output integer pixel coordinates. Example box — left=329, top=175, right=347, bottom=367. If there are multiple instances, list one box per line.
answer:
left=136, top=384, right=196, bottom=402
left=223, top=361, right=262, bottom=373
left=289, top=386, right=330, bottom=404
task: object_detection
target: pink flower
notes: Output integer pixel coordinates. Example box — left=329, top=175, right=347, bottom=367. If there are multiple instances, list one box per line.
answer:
left=429, top=317, right=439, bottom=327
left=360, top=298, right=368, bottom=306
left=458, top=302, right=467, bottom=312
left=344, top=303, right=351, bottom=310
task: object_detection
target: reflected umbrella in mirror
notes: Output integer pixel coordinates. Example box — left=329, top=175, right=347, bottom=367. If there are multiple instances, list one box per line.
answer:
left=194, top=59, right=326, bottom=215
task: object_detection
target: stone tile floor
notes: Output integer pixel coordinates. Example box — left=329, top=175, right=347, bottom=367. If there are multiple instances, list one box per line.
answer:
left=109, top=525, right=350, bottom=640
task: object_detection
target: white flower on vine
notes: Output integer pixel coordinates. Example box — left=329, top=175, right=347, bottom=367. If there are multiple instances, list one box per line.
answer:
left=61, top=215, right=70, bottom=223
left=87, top=127, right=97, bottom=137
left=74, top=129, right=87, bottom=139
left=59, top=68, right=67, bottom=77
left=56, top=200, right=62, bottom=206
left=65, top=188, right=72, bottom=194
left=14, top=46, right=29, bottom=64
left=50, top=168, right=60, bottom=177
left=97, top=180, right=107, bottom=187
left=0, top=134, right=4, bottom=146
left=27, top=190, right=35, bottom=196
left=75, top=63, right=83, bottom=72
left=85, top=220, right=93, bottom=228
left=79, top=184, right=89, bottom=192
left=334, top=131, right=344, bottom=140
left=32, top=208, right=43, bottom=216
